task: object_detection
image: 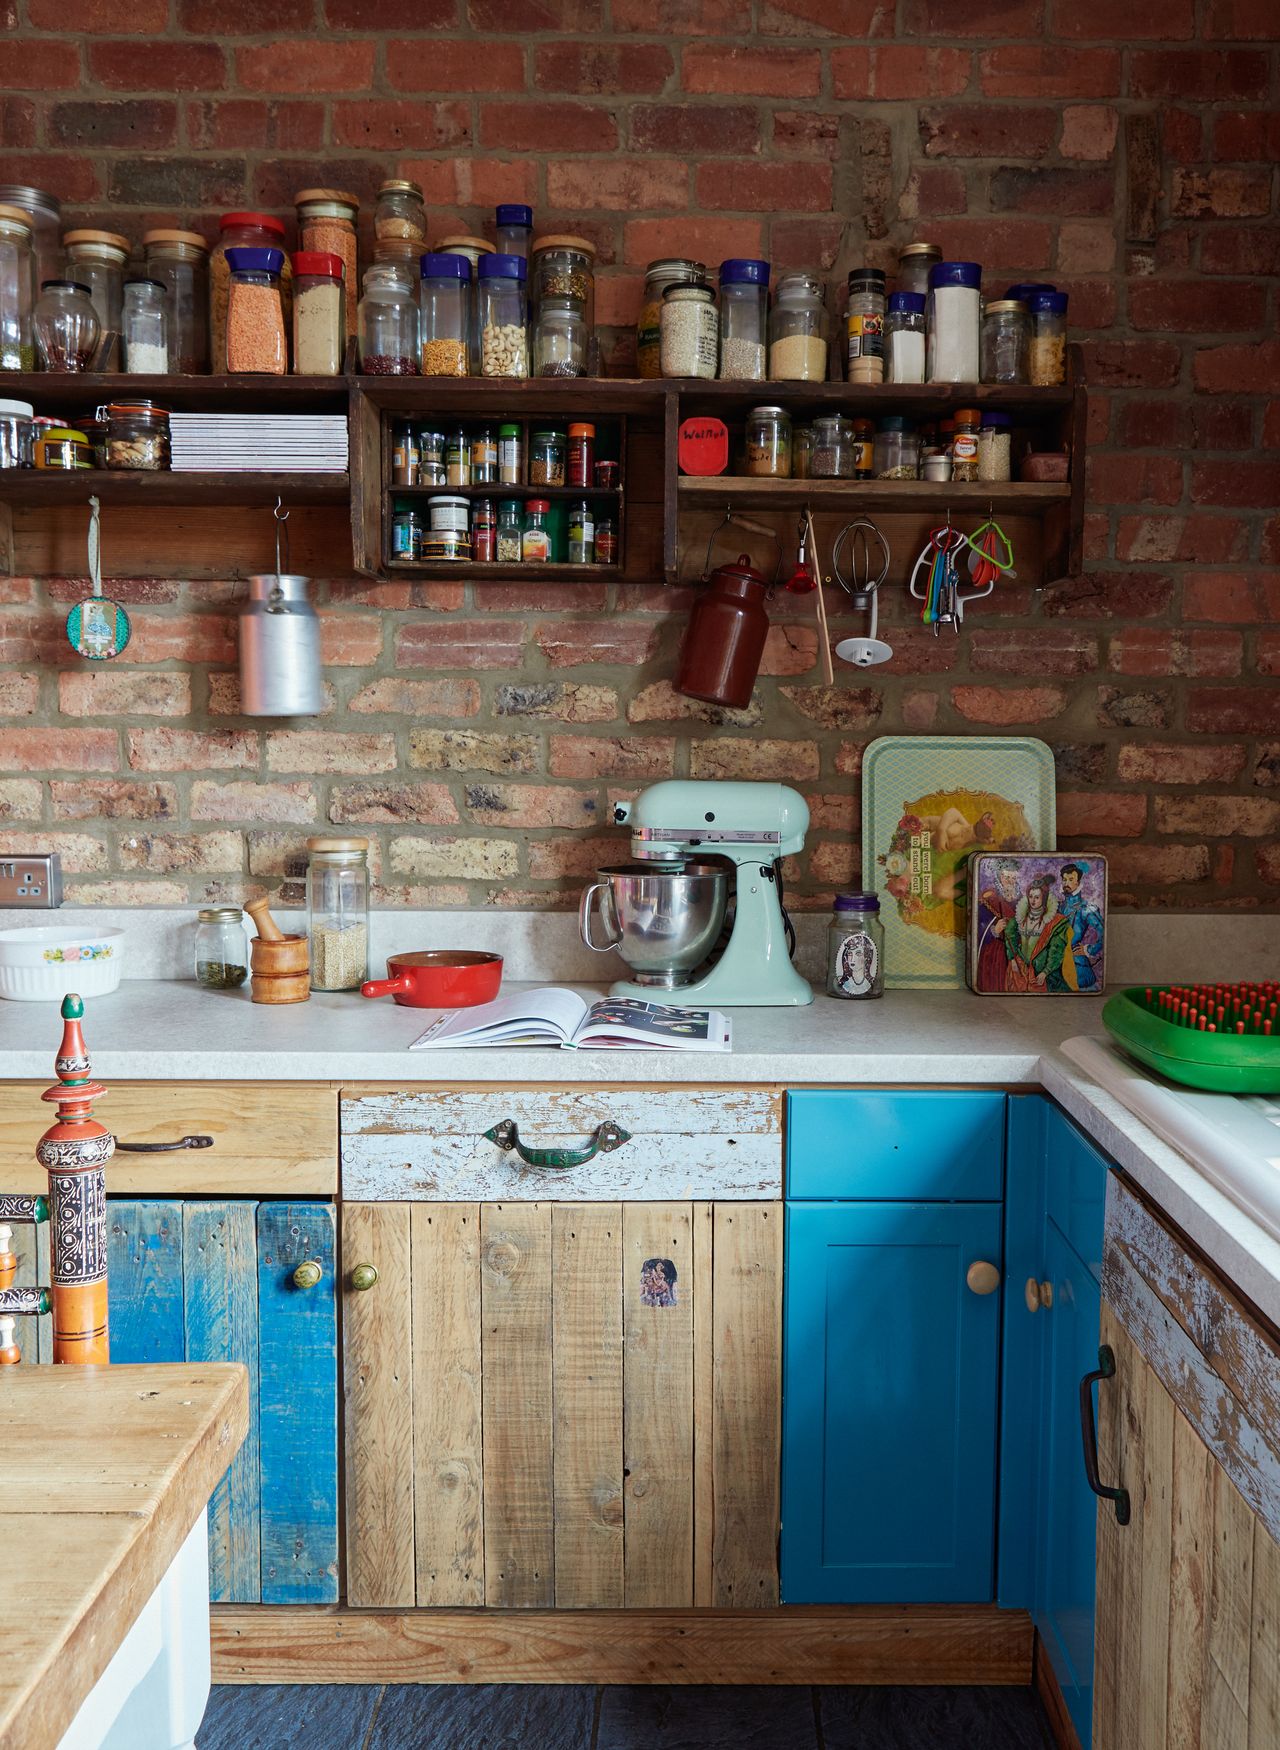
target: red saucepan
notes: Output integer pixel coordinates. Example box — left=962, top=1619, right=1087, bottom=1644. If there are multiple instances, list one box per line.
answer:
left=360, top=950, right=503, bottom=1008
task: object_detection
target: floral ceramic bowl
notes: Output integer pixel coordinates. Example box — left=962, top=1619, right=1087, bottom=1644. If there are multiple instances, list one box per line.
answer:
left=0, top=925, right=125, bottom=1002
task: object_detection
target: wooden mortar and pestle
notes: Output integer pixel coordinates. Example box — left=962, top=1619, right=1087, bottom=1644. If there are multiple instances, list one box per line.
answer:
left=245, top=894, right=310, bottom=1005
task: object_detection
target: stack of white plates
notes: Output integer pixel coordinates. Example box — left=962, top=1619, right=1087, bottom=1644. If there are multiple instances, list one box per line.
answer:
left=169, top=414, right=348, bottom=473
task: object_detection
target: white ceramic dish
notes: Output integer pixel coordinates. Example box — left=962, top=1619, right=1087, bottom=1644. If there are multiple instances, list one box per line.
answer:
left=0, top=925, right=126, bottom=1002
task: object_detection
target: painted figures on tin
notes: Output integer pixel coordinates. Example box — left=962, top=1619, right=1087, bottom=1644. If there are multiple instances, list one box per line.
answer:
left=967, top=854, right=1107, bottom=997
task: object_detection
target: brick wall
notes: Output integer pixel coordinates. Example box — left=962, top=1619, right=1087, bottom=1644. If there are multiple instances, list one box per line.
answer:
left=4, top=0, right=1280, bottom=911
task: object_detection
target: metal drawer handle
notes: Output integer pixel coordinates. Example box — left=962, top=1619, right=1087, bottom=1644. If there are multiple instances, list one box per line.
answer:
left=483, top=1117, right=632, bottom=1171
left=113, top=1134, right=214, bottom=1154
left=1080, top=1344, right=1131, bottom=1526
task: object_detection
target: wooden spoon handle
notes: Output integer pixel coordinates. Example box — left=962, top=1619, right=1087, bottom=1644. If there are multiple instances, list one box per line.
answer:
left=245, top=894, right=285, bottom=942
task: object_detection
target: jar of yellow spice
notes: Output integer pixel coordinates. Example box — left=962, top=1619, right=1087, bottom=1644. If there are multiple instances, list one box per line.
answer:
left=295, top=188, right=359, bottom=342
left=306, top=835, right=369, bottom=991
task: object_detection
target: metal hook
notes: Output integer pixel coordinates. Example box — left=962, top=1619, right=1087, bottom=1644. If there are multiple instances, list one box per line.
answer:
left=273, top=496, right=290, bottom=585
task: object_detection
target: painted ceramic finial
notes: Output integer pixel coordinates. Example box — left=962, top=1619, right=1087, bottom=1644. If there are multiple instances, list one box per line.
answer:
left=38, top=994, right=112, bottom=1364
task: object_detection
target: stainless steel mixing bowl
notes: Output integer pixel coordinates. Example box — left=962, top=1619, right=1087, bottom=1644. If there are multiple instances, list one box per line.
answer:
left=579, top=862, right=729, bottom=987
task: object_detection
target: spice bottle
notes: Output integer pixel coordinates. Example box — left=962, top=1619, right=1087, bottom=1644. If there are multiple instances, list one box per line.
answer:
left=896, top=242, right=941, bottom=299
left=595, top=515, right=618, bottom=565
left=951, top=407, right=981, bottom=483
left=826, top=892, right=884, bottom=999
left=224, top=247, right=286, bottom=375
left=357, top=262, right=418, bottom=376
left=498, top=421, right=523, bottom=484
left=744, top=405, right=792, bottom=479
left=717, top=257, right=769, bottom=381
left=567, top=422, right=595, bottom=488
left=472, top=497, right=496, bottom=563
left=886, top=292, right=926, bottom=385
left=1027, top=289, right=1068, bottom=386
left=418, top=252, right=470, bottom=377
left=0, top=205, right=35, bottom=372
left=977, top=412, right=1012, bottom=483
left=295, top=190, right=359, bottom=338
left=195, top=906, right=249, bottom=990
left=927, top=260, right=981, bottom=384
left=374, top=179, right=425, bottom=247
left=306, top=836, right=370, bottom=992
left=661, top=282, right=718, bottom=378
left=62, top=229, right=128, bottom=370
left=769, top=271, right=828, bottom=381
left=980, top=299, right=1030, bottom=386
left=446, top=427, right=471, bottom=487
left=568, top=501, right=595, bottom=565
left=637, top=258, right=705, bottom=378
left=522, top=498, right=551, bottom=562
left=472, top=426, right=498, bottom=484
left=33, top=280, right=100, bottom=373
left=294, top=251, right=345, bottom=377
left=495, top=203, right=533, bottom=260
left=478, top=253, right=529, bottom=378
left=792, top=424, right=814, bottom=480
left=143, top=230, right=209, bottom=374
left=845, top=266, right=886, bottom=384
left=211, top=213, right=290, bottom=377
left=497, top=499, right=523, bottom=562
left=530, top=428, right=566, bottom=487
left=122, top=280, right=168, bottom=374
left=391, top=501, right=419, bottom=560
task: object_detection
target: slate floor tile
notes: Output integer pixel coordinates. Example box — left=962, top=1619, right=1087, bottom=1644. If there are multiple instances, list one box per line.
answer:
left=817, top=1684, right=1055, bottom=1750
left=596, top=1684, right=819, bottom=1750
left=196, top=1682, right=381, bottom=1750
left=369, top=1682, right=596, bottom=1750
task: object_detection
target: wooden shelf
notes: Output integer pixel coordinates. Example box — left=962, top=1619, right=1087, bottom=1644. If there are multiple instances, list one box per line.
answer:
left=4, top=370, right=349, bottom=414
left=0, top=471, right=350, bottom=506
left=384, top=561, right=620, bottom=579
left=387, top=483, right=622, bottom=500
left=667, top=379, right=1076, bottom=418
left=677, top=477, right=1071, bottom=512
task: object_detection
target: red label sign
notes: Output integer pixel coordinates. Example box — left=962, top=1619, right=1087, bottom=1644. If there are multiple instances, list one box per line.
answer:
left=678, top=417, right=729, bottom=476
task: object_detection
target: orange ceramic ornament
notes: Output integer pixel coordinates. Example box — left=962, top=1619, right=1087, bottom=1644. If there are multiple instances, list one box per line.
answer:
left=37, top=993, right=113, bottom=1364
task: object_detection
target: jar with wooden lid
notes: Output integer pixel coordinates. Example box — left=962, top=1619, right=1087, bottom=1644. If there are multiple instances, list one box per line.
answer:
left=306, top=836, right=369, bottom=992
left=0, top=184, right=60, bottom=294
left=224, top=247, right=286, bottom=375
left=375, top=179, right=425, bottom=246
left=62, top=229, right=129, bottom=370
left=143, top=229, right=209, bottom=373
left=294, top=251, right=345, bottom=376
left=211, top=212, right=290, bottom=376
left=295, top=189, right=359, bottom=339
left=530, top=234, right=596, bottom=362
left=0, top=205, right=35, bottom=372
left=637, top=258, right=704, bottom=378
left=744, top=405, right=791, bottom=478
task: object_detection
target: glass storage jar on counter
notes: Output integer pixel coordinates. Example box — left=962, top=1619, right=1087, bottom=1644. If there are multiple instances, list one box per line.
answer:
left=62, top=229, right=128, bottom=370
left=99, top=400, right=170, bottom=470
left=0, top=398, right=33, bottom=469
left=375, top=178, right=425, bottom=247
left=951, top=406, right=981, bottom=483
left=211, top=212, right=290, bottom=376
left=294, top=251, right=346, bottom=376
left=1027, top=289, right=1068, bottom=385
left=660, top=282, right=718, bottom=378
left=357, top=261, right=419, bottom=375
left=143, top=230, right=209, bottom=373
left=744, top=404, right=791, bottom=478
left=896, top=242, right=941, bottom=298
left=495, top=203, right=533, bottom=260
left=296, top=190, right=359, bottom=339
left=927, top=260, right=981, bottom=384
left=811, top=414, right=856, bottom=479
left=845, top=266, right=886, bottom=385
left=717, top=257, right=769, bottom=381
left=977, top=411, right=1012, bottom=483
left=0, top=185, right=60, bottom=297
left=637, top=258, right=705, bottom=378
left=530, top=427, right=566, bottom=487
left=33, top=279, right=99, bottom=372
left=478, top=252, right=529, bottom=378
left=0, top=205, right=35, bottom=371
left=122, top=280, right=168, bottom=374
left=418, top=252, right=470, bottom=377
left=534, top=294, right=587, bottom=377
left=769, top=271, right=828, bottom=381
left=886, top=291, right=926, bottom=385
left=980, top=298, right=1029, bottom=385
left=826, top=891, right=884, bottom=1000
left=873, top=416, right=919, bottom=481
left=195, top=906, right=248, bottom=990
left=306, top=835, right=370, bottom=991
left=497, top=498, right=523, bottom=562
left=224, top=247, right=286, bottom=375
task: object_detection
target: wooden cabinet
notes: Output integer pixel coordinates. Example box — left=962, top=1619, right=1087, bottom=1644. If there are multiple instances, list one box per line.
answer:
left=106, top=1198, right=339, bottom=1604
left=341, top=1200, right=781, bottom=1610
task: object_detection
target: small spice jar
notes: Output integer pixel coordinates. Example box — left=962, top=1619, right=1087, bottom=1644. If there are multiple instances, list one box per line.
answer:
left=846, top=266, right=886, bottom=384
left=0, top=205, right=35, bottom=371
left=375, top=179, right=425, bottom=247
left=661, top=282, right=718, bottom=378
left=927, top=260, right=981, bottom=384
left=471, top=426, right=498, bottom=484
left=595, top=514, right=618, bottom=565
left=1027, top=289, right=1068, bottom=386
left=478, top=252, right=529, bottom=378
left=522, top=498, right=552, bottom=562
left=826, top=892, right=884, bottom=999
left=568, top=500, right=595, bottom=565
left=495, top=203, right=534, bottom=260
left=873, top=416, right=919, bottom=481
left=497, top=498, right=523, bottom=562
left=852, top=417, right=875, bottom=481
left=977, top=411, right=1012, bottom=483
left=744, top=405, right=792, bottom=479
left=294, top=251, right=346, bottom=376
left=101, top=399, right=170, bottom=471
left=637, top=258, right=705, bottom=377
left=792, top=424, right=814, bottom=480
left=62, top=229, right=128, bottom=370
left=472, top=497, right=496, bottom=563
left=143, top=229, right=209, bottom=373
left=446, top=427, right=471, bottom=487
left=769, top=270, right=828, bottom=381
left=306, top=835, right=370, bottom=992
left=980, top=299, right=1030, bottom=386
left=0, top=398, right=33, bottom=469
left=533, top=295, right=587, bottom=377
left=530, top=427, right=566, bottom=487
left=951, top=407, right=981, bottom=483
left=418, top=252, right=470, bottom=377
left=211, top=213, right=289, bottom=376
left=224, top=247, right=286, bottom=375
left=418, top=426, right=446, bottom=487
left=391, top=502, right=419, bottom=561
left=357, top=262, right=418, bottom=376
left=195, top=906, right=248, bottom=990
left=296, top=189, right=359, bottom=338
left=717, top=257, right=769, bottom=381
left=886, top=291, right=926, bottom=385
left=567, top=422, right=595, bottom=488
left=122, top=280, right=168, bottom=374
left=896, top=242, right=941, bottom=298
left=498, top=421, right=523, bottom=484
left=392, top=422, right=418, bottom=486
left=811, top=414, right=857, bottom=480
left=33, top=279, right=100, bottom=373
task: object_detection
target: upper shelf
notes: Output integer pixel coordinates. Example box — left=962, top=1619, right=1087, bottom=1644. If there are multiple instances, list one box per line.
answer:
left=2, top=370, right=349, bottom=415
left=0, top=470, right=349, bottom=506
left=677, top=477, right=1071, bottom=513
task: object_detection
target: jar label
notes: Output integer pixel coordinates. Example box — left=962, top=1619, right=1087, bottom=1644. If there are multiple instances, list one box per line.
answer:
left=953, top=434, right=978, bottom=460
left=392, top=518, right=415, bottom=557
left=846, top=313, right=884, bottom=359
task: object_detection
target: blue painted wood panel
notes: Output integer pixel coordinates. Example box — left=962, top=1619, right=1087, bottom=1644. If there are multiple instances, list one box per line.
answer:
left=183, top=1202, right=261, bottom=1604
left=997, top=1095, right=1048, bottom=1610
left=781, top=1199, right=1002, bottom=1604
left=256, top=1201, right=338, bottom=1604
left=1043, top=1110, right=1107, bottom=1281
left=786, top=1091, right=1005, bottom=1201
left=106, top=1200, right=184, bottom=1364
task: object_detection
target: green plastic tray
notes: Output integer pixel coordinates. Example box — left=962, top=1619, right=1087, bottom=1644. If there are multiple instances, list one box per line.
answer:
left=1102, top=986, right=1280, bottom=1094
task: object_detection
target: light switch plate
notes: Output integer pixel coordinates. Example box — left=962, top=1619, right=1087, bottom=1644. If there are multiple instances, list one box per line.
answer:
left=0, top=853, right=63, bottom=907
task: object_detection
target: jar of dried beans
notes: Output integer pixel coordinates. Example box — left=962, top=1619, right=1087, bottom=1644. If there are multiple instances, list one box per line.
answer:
left=62, top=229, right=128, bottom=371
left=33, top=279, right=99, bottom=373
left=211, top=213, right=289, bottom=376
left=375, top=179, right=425, bottom=247
left=660, top=283, right=718, bottom=379
left=637, top=258, right=705, bottom=378
left=1027, top=289, right=1068, bottom=386
left=478, top=253, right=529, bottom=378
left=718, top=258, right=769, bottom=381
left=744, top=405, right=791, bottom=478
left=224, top=247, right=286, bottom=375
left=769, top=271, right=828, bottom=381
left=295, top=189, right=359, bottom=340
left=357, top=262, right=419, bottom=376
left=101, top=399, right=170, bottom=471
left=143, top=229, right=209, bottom=374
left=811, top=414, right=856, bottom=479
left=418, top=252, right=470, bottom=377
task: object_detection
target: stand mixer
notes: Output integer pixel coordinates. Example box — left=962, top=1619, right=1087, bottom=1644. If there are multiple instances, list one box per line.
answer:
left=579, top=780, right=813, bottom=1008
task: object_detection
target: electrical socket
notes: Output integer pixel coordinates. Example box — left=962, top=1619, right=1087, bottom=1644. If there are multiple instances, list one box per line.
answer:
left=0, top=853, right=64, bottom=907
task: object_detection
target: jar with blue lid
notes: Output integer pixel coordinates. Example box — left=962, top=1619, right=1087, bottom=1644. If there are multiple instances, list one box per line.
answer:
left=1027, top=289, right=1069, bottom=385
left=495, top=204, right=533, bottom=259
left=718, top=257, right=769, bottom=380
left=926, top=259, right=981, bottom=385
left=886, top=291, right=925, bottom=384
left=827, top=892, right=884, bottom=999
left=224, top=245, right=286, bottom=374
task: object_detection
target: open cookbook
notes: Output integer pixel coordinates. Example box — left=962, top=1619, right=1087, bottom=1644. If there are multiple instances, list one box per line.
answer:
left=409, top=987, right=732, bottom=1052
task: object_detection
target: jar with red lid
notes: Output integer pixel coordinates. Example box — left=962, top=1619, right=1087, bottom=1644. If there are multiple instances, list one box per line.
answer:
left=472, top=498, right=496, bottom=563
left=211, top=212, right=291, bottom=374
left=567, top=422, right=595, bottom=488
left=674, top=552, right=771, bottom=710
left=292, top=251, right=345, bottom=376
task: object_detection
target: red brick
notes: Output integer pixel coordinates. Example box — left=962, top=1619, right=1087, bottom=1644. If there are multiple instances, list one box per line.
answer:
left=48, top=780, right=175, bottom=822
left=1056, top=792, right=1148, bottom=837
left=1183, top=573, right=1280, bottom=623
left=611, top=0, right=746, bottom=28
left=1157, top=796, right=1280, bottom=837
left=237, top=40, right=375, bottom=92
left=534, top=623, right=659, bottom=666
left=0, top=729, right=118, bottom=772
left=1194, top=338, right=1280, bottom=396
left=1117, top=744, right=1246, bottom=785
left=772, top=111, right=842, bottom=160
left=1193, top=399, right=1253, bottom=452
left=1107, top=845, right=1211, bottom=887
left=480, top=101, right=616, bottom=152
left=1086, top=454, right=1183, bottom=506
left=1130, top=281, right=1266, bottom=333
left=1080, top=340, right=1182, bottom=388
left=127, top=729, right=257, bottom=770
left=769, top=218, right=845, bottom=271
left=49, top=100, right=178, bottom=150
left=926, top=218, right=1053, bottom=271
left=470, top=0, right=600, bottom=23
left=548, top=159, right=688, bottom=211
left=920, top=105, right=1056, bottom=160
left=1213, top=111, right=1280, bottom=160
left=950, top=685, right=1067, bottom=725
left=30, top=0, right=168, bottom=26
left=1051, top=0, right=1193, bottom=36
left=7, top=41, right=82, bottom=88
left=452, top=156, right=537, bottom=206
left=386, top=39, right=526, bottom=91
left=1205, top=0, right=1280, bottom=35
left=1202, top=227, right=1280, bottom=277
left=630, top=103, right=760, bottom=156
left=1258, top=846, right=1280, bottom=885
left=335, top=101, right=471, bottom=151
left=1115, top=401, right=1191, bottom=451
left=187, top=99, right=325, bottom=152
left=1192, top=460, right=1280, bottom=509
left=681, top=45, right=821, bottom=97
left=106, top=156, right=243, bottom=207
left=0, top=674, right=38, bottom=716
left=904, top=0, right=1043, bottom=32
left=1129, top=49, right=1269, bottom=100
left=1187, top=690, right=1280, bottom=735
left=1043, top=572, right=1174, bottom=620
left=978, top=45, right=1118, bottom=97
left=88, top=40, right=225, bottom=90
left=867, top=46, right=971, bottom=100
left=990, top=166, right=1114, bottom=217
left=534, top=41, right=673, bottom=93
left=1172, top=169, right=1271, bottom=219
left=549, top=736, right=675, bottom=779
left=0, top=101, right=37, bottom=149
left=396, top=620, right=526, bottom=670
left=319, top=616, right=383, bottom=667
left=1107, top=629, right=1242, bottom=676
left=623, top=215, right=762, bottom=268
left=1115, top=516, right=1246, bottom=564
left=898, top=166, right=968, bottom=219
left=969, top=630, right=1099, bottom=676
left=697, top=160, right=832, bottom=213
left=1256, top=636, right=1280, bottom=678
left=180, top=0, right=314, bottom=26
left=329, top=0, right=455, bottom=20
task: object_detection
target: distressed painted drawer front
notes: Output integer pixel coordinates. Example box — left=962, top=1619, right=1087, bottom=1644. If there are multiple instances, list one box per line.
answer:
left=786, top=1090, right=1005, bottom=1201
left=340, top=1088, right=782, bottom=1201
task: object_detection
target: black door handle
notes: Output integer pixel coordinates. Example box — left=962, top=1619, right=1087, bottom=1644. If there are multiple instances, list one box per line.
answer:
left=113, top=1134, right=214, bottom=1153
left=1079, top=1343, right=1131, bottom=1525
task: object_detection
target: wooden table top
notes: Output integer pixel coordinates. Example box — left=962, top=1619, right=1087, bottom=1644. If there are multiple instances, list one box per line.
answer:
left=0, top=1363, right=249, bottom=1750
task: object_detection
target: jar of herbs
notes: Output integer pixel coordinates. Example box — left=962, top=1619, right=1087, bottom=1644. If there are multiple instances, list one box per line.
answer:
left=980, top=299, right=1030, bottom=385
left=717, top=257, right=769, bottom=380
left=873, top=416, right=919, bottom=481
left=143, top=229, right=209, bottom=373
left=224, top=247, right=286, bottom=375
left=497, top=498, right=523, bottom=562
left=530, top=427, right=566, bottom=487
left=375, top=179, right=426, bottom=247
left=62, top=229, right=128, bottom=370
left=826, top=892, right=884, bottom=999
left=530, top=234, right=596, bottom=336
left=446, top=427, right=471, bottom=487
left=811, top=414, right=856, bottom=479
left=295, top=190, right=359, bottom=338
left=357, top=261, right=418, bottom=375
left=294, top=251, right=346, bottom=376
left=951, top=407, right=981, bottom=483
left=744, top=405, right=791, bottom=478
left=661, top=282, right=718, bottom=378
left=306, top=835, right=369, bottom=991
left=0, top=205, right=35, bottom=372
left=769, top=271, right=828, bottom=381
left=845, top=266, right=886, bottom=384
left=637, top=258, right=705, bottom=377
left=568, top=500, right=595, bottom=565
left=195, top=906, right=248, bottom=989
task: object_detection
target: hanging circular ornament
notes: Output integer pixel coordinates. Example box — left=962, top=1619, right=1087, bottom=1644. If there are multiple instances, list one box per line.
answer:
left=65, top=496, right=131, bottom=661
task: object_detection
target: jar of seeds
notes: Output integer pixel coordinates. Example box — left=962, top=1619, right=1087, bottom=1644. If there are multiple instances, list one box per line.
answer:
left=660, top=282, right=718, bottom=378
left=306, top=835, right=369, bottom=991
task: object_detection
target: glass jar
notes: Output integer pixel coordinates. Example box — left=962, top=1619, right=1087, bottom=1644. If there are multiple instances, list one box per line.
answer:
left=101, top=400, right=170, bottom=471
left=224, top=247, right=286, bottom=375
left=296, top=189, right=359, bottom=339
left=980, top=299, right=1030, bottom=386
left=306, top=835, right=370, bottom=991
left=660, top=282, right=718, bottom=378
left=792, top=424, right=814, bottom=480
left=446, top=427, right=471, bottom=487
left=375, top=178, right=425, bottom=247
left=478, top=252, right=528, bottom=378
left=852, top=417, right=875, bottom=481
left=530, top=234, right=595, bottom=331
left=530, top=427, right=566, bottom=487
left=927, top=260, right=981, bottom=384
left=498, top=421, right=523, bottom=485
left=845, top=266, right=886, bottom=384
left=978, top=412, right=1013, bottom=483
left=567, top=422, right=594, bottom=488
left=427, top=494, right=469, bottom=535
left=211, top=213, right=290, bottom=376
left=418, top=252, right=470, bottom=377
left=769, top=270, right=828, bottom=381
left=472, top=496, right=496, bottom=563
left=896, top=242, right=941, bottom=299
left=418, top=426, right=446, bottom=488
left=62, top=230, right=128, bottom=370
left=885, top=291, right=926, bottom=385
left=826, top=892, right=884, bottom=999
left=293, top=251, right=346, bottom=376
left=522, top=498, right=551, bottom=563
left=0, top=398, right=33, bottom=469
left=873, top=416, right=919, bottom=481
left=568, top=500, right=594, bottom=565
left=637, top=258, right=705, bottom=377
left=122, top=282, right=168, bottom=374
left=951, top=407, right=981, bottom=483
left=718, top=257, right=769, bottom=380
left=143, top=229, right=209, bottom=374
left=0, top=185, right=60, bottom=298
left=533, top=295, right=587, bottom=377
left=357, top=262, right=418, bottom=376
left=0, top=205, right=35, bottom=371
left=811, top=414, right=856, bottom=479
left=1028, top=289, right=1069, bottom=385
left=436, top=235, right=493, bottom=373
left=495, top=203, right=533, bottom=260
left=744, top=405, right=791, bottom=479
left=34, top=423, right=93, bottom=469
left=391, top=501, right=419, bottom=561
left=33, top=280, right=99, bottom=372
left=595, top=514, right=618, bottom=565
left=195, top=906, right=248, bottom=989
left=471, top=425, right=497, bottom=484
left=392, top=422, right=418, bottom=486
left=497, top=498, right=523, bottom=562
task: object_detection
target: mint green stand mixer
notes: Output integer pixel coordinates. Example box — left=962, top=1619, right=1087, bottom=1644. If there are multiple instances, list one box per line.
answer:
left=580, top=780, right=814, bottom=1008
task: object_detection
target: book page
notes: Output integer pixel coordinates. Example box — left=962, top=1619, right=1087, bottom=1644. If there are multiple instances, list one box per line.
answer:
left=409, top=986, right=589, bottom=1049
left=571, top=998, right=731, bottom=1052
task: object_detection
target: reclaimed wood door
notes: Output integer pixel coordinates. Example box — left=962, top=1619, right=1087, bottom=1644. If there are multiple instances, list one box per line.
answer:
left=342, top=1200, right=782, bottom=1610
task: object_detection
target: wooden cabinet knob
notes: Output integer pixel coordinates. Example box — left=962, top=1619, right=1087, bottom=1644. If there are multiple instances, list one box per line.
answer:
left=292, top=1260, right=323, bottom=1291
left=966, top=1260, right=1001, bottom=1296
left=1024, top=1276, right=1053, bottom=1313
left=350, top=1263, right=379, bottom=1292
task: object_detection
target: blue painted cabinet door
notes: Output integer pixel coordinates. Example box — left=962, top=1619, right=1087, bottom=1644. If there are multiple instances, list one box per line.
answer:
left=781, top=1199, right=1003, bottom=1604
